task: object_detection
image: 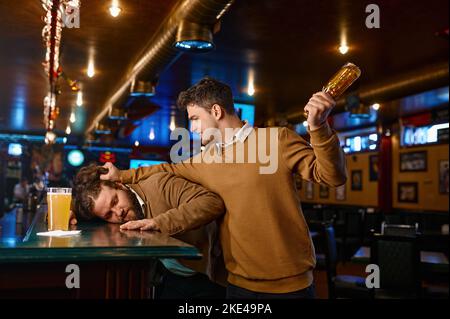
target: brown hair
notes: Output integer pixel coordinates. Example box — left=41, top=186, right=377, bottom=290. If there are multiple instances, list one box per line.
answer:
left=72, top=164, right=119, bottom=221
left=177, top=77, right=235, bottom=115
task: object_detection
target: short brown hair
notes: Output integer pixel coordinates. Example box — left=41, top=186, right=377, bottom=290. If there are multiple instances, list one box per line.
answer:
left=72, top=164, right=119, bottom=221
left=177, top=77, right=235, bottom=115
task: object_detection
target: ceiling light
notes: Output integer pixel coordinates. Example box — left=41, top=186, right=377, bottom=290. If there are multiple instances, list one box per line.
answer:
left=87, top=60, right=95, bottom=78
left=149, top=128, right=155, bottom=140
left=70, top=112, right=76, bottom=123
left=134, top=140, right=139, bottom=147
left=109, top=0, right=122, bottom=17
left=169, top=116, right=176, bottom=131
left=174, top=20, right=215, bottom=53
left=247, top=84, right=255, bottom=97
left=371, top=103, right=380, bottom=111
left=339, top=44, right=349, bottom=55
left=76, top=91, right=83, bottom=107
left=339, top=30, right=349, bottom=55
left=65, top=125, right=71, bottom=135
left=247, top=69, right=255, bottom=96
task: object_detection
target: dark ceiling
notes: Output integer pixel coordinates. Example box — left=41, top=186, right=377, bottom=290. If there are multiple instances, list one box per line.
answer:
left=0, top=0, right=448, bottom=137
left=0, top=0, right=179, bottom=133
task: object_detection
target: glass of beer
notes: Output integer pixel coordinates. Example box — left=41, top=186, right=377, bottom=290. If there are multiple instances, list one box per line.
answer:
left=47, top=187, right=72, bottom=231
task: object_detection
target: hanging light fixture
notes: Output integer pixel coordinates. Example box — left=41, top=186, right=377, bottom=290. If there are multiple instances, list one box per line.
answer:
left=346, top=95, right=371, bottom=119
left=95, top=122, right=112, bottom=134
left=130, top=80, right=156, bottom=97
left=349, top=103, right=371, bottom=118
left=86, top=132, right=97, bottom=143
left=173, top=20, right=215, bottom=53
left=65, top=125, right=71, bottom=135
left=108, top=107, right=127, bottom=120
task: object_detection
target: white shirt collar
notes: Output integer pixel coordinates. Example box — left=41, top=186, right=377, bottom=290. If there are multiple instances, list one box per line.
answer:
left=215, top=121, right=253, bottom=153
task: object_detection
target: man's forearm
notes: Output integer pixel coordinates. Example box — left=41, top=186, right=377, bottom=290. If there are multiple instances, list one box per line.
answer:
left=308, top=123, right=347, bottom=186
left=120, top=161, right=201, bottom=185
left=153, top=193, right=225, bottom=235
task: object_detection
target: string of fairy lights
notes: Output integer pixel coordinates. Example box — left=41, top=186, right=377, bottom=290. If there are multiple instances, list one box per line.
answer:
left=41, top=0, right=81, bottom=144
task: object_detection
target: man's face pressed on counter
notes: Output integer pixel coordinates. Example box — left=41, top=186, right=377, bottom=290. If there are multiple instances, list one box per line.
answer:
left=91, top=184, right=142, bottom=224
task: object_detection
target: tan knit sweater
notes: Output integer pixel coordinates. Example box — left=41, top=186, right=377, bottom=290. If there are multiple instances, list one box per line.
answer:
left=120, top=123, right=347, bottom=293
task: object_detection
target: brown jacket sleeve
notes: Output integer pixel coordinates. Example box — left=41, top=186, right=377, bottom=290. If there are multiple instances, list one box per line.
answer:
left=149, top=173, right=225, bottom=236
left=279, top=123, right=347, bottom=187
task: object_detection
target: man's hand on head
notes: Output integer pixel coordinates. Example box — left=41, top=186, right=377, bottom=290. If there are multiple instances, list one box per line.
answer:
left=100, top=162, right=120, bottom=182
left=304, top=91, right=336, bottom=131
left=120, top=219, right=160, bottom=231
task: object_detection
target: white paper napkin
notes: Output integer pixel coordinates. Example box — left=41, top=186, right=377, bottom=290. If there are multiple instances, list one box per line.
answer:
left=37, top=230, right=82, bottom=237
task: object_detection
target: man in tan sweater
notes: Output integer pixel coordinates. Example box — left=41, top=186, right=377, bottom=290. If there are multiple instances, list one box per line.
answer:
left=102, top=77, right=347, bottom=299
left=71, top=164, right=227, bottom=298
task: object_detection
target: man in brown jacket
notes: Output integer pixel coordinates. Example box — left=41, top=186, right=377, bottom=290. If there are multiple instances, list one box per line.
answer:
left=102, top=77, right=347, bottom=299
left=71, top=164, right=227, bottom=298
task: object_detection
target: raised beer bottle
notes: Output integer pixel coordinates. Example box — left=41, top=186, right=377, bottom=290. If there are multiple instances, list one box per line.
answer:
left=322, top=62, right=361, bottom=99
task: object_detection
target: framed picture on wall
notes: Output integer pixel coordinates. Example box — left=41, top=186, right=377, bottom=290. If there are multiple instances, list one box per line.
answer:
left=319, top=184, right=329, bottom=199
left=335, top=184, right=346, bottom=201
left=306, top=181, right=314, bottom=200
left=439, top=160, right=449, bottom=194
left=400, top=151, right=427, bottom=172
left=398, top=182, right=418, bottom=203
left=369, top=155, right=379, bottom=181
left=351, top=170, right=363, bottom=191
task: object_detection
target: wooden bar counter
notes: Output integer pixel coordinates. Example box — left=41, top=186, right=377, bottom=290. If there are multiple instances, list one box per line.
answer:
left=0, top=206, right=201, bottom=299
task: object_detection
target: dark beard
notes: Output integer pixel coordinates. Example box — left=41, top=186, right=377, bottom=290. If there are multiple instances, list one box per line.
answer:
left=124, top=187, right=145, bottom=220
